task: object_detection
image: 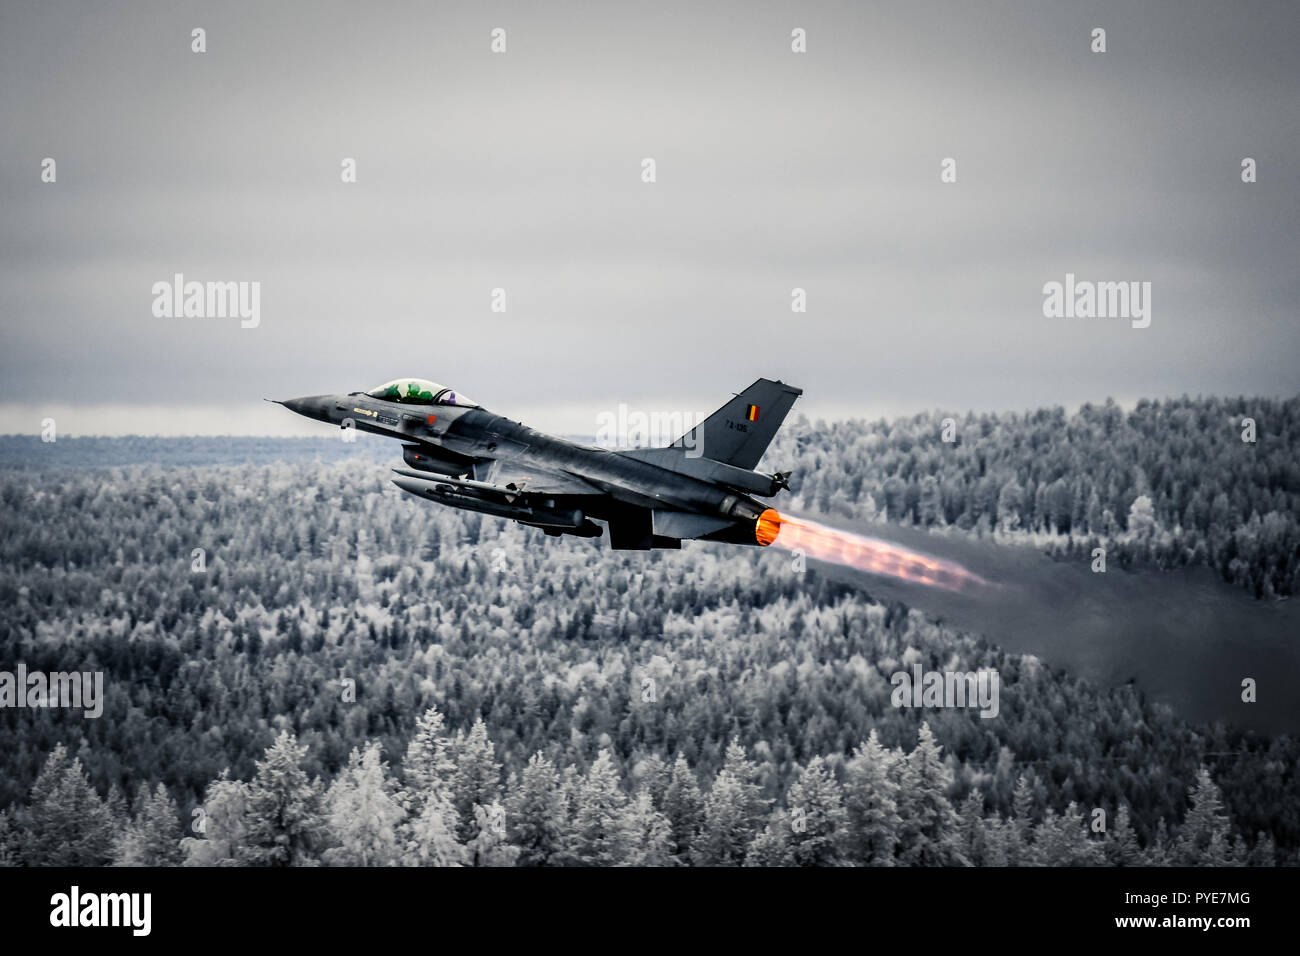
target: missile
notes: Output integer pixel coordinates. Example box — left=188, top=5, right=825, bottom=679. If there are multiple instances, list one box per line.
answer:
left=390, top=473, right=591, bottom=531
left=391, top=468, right=530, bottom=501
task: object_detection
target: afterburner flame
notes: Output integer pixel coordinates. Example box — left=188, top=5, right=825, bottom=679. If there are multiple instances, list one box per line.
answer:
left=758, top=509, right=992, bottom=594
left=755, top=508, right=782, bottom=546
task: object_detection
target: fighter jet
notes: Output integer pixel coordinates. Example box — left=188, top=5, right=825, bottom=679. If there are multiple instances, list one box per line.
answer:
left=273, top=377, right=802, bottom=550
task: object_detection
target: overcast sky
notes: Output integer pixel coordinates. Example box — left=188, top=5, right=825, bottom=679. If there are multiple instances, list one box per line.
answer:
left=1, top=0, right=1297, bottom=436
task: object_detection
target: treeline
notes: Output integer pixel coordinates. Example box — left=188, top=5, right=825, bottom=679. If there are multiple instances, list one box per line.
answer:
left=769, top=395, right=1300, bottom=597
left=0, top=715, right=1272, bottom=867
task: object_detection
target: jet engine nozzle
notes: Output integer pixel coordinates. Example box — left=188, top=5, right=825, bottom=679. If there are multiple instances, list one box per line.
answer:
left=755, top=508, right=782, bottom=546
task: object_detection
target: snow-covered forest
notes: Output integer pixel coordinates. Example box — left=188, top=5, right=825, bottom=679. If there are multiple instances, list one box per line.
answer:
left=0, top=394, right=1296, bottom=866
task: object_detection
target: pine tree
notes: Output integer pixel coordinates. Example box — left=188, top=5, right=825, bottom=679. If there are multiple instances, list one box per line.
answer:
left=958, top=788, right=989, bottom=866
left=997, top=479, right=1024, bottom=532
left=623, top=791, right=674, bottom=866
left=981, top=816, right=1011, bottom=866
left=1145, top=819, right=1172, bottom=866
left=1173, top=767, right=1234, bottom=866
left=505, top=753, right=568, bottom=867
left=695, top=773, right=748, bottom=866
left=693, top=738, right=769, bottom=866
left=26, top=744, right=115, bottom=866
left=1035, top=802, right=1102, bottom=866
left=745, top=811, right=795, bottom=867
left=467, top=802, right=519, bottom=867
left=399, top=707, right=464, bottom=865
left=787, top=756, right=848, bottom=866
left=0, top=809, right=21, bottom=866
left=181, top=772, right=252, bottom=866
left=844, top=731, right=902, bottom=865
left=322, top=742, right=404, bottom=866
left=1007, top=773, right=1040, bottom=866
left=1246, top=832, right=1276, bottom=867
left=721, top=739, right=770, bottom=831
left=571, top=750, right=632, bottom=866
left=636, top=754, right=671, bottom=810
left=401, top=706, right=455, bottom=810
left=402, top=792, right=466, bottom=866
left=894, top=723, right=964, bottom=866
left=244, top=731, right=325, bottom=866
left=449, top=718, right=502, bottom=842
left=1128, top=494, right=1157, bottom=539
left=660, top=753, right=704, bottom=861
left=105, top=783, right=130, bottom=835
left=115, top=782, right=183, bottom=866
left=1104, top=803, right=1140, bottom=866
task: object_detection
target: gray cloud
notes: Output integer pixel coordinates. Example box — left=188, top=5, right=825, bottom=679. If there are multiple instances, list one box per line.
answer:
left=2, top=0, right=1297, bottom=435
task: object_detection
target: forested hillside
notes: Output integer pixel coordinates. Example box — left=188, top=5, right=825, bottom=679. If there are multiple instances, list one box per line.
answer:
left=0, top=395, right=1297, bottom=866
left=770, top=395, right=1300, bottom=598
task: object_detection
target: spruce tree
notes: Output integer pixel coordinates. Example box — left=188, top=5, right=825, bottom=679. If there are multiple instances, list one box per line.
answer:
left=505, top=753, right=568, bottom=867
left=844, top=731, right=902, bottom=865
left=894, top=723, right=964, bottom=866
left=403, top=792, right=466, bottom=866
left=449, top=718, right=502, bottom=842
left=116, top=782, right=183, bottom=866
left=787, top=756, right=848, bottom=866
left=958, top=788, right=989, bottom=866
left=1007, top=773, right=1040, bottom=866
left=660, top=753, right=704, bottom=861
left=571, top=750, right=632, bottom=866
left=1104, top=803, right=1140, bottom=866
left=623, top=791, right=674, bottom=866
left=402, top=706, right=455, bottom=810
left=1035, top=802, right=1102, bottom=866
left=244, top=731, right=325, bottom=866
left=322, top=742, right=404, bottom=866
left=26, top=744, right=115, bottom=866
left=694, top=738, right=770, bottom=865
left=467, top=802, right=519, bottom=867
left=0, top=809, right=21, bottom=866
left=180, top=772, right=253, bottom=867
left=745, top=811, right=795, bottom=867
left=1173, top=767, right=1235, bottom=866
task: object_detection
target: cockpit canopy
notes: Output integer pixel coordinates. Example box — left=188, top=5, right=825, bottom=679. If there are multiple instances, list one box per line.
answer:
left=365, top=378, right=478, bottom=408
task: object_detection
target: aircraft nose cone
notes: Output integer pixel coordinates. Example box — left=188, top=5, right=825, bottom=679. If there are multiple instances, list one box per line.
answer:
left=281, top=397, right=311, bottom=415
left=276, top=395, right=331, bottom=421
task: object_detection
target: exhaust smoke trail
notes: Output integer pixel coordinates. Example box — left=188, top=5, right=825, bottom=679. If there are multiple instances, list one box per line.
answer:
left=754, top=509, right=1300, bottom=734
left=757, top=509, right=996, bottom=595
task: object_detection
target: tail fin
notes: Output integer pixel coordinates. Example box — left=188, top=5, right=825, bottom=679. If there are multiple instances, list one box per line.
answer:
left=672, top=378, right=802, bottom=469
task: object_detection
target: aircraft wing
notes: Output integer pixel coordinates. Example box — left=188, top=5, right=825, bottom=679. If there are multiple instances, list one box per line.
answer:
left=480, top=461, right=601, bottom=498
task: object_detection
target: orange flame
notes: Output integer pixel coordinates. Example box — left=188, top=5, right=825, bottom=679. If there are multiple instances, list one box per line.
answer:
left=755, top=508, right=782, bottom=546
left=757, top=509, right=992, bottom=594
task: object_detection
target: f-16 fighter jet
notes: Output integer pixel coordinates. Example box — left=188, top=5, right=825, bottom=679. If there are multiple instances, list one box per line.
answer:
left=273, top=377, right=802, bottom=550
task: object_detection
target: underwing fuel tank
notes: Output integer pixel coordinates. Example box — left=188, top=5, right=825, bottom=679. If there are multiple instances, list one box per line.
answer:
left=400, top=443, right=466, bottom=477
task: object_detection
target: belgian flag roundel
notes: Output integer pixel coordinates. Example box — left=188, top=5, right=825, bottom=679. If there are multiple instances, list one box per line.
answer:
left=745, top=404, right=760, bottom=421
